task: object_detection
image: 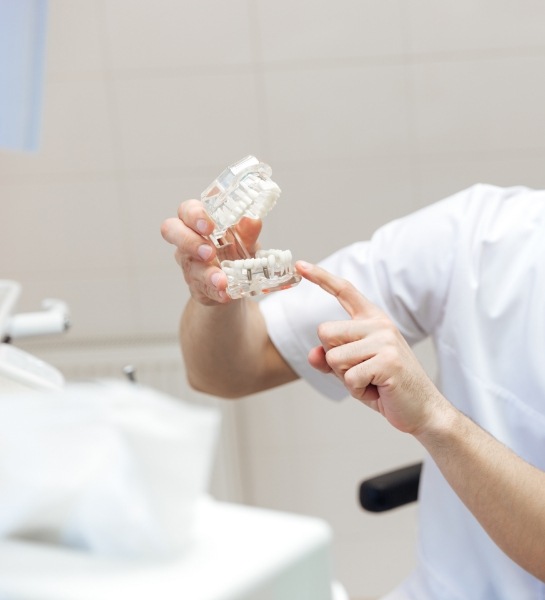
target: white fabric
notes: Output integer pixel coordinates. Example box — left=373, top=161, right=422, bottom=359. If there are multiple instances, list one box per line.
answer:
left=259, top=183, right=545, bottom=599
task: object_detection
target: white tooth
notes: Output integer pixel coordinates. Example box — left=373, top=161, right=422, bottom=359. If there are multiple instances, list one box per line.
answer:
left=246, top=174, right=260, bottom=186
left=240, top=181, right=259, bottom=200
left=243, top=258, right=253, bottom=269
left=282, top=250, right=292, bottom=264
left=259, top=178, right=275, bottom=191
left=261, top=257, right=268, bottom=267
left=225, top=196, right=238, bottom=211
left=231, top=192, right=248, bottom=212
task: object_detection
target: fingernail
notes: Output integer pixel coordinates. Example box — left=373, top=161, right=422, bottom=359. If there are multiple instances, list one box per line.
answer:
left=198, top=244, right=213, bottom=260
left=196, top=219, right=208, bottom=234
left=211, top=272, right=222, bottom=289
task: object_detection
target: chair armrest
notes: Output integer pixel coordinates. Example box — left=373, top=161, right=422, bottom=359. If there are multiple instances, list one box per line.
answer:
left=359, top=462, right=422, bottom=512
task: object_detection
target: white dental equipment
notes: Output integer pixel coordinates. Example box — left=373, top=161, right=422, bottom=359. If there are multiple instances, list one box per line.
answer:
left=0, top=280, right=68, bottom=392
left=0, top=280, right=70, bottom=342
left=201, top=155, right=301, bottom=299
left=0, top=279, right=21, bottom=338
left=4, top=298, right=70, bottom=341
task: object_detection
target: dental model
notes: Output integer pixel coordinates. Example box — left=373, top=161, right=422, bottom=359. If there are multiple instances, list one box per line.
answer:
left=201, top=155, right=301, bottom=299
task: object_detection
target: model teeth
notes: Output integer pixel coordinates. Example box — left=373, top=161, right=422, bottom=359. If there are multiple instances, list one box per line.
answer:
left=206, top=174, right=281, bottom=233
left=221, top=249, right=294, bottom=281
left=202, top=156, right=301, bottom=298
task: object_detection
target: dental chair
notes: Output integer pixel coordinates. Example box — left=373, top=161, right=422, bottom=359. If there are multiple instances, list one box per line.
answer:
left=359, top=462, right=422, bottom=512
left=0, top=280, right=69, bottom=392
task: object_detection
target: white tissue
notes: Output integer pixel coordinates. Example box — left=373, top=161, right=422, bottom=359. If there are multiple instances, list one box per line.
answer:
left=0, top=381, right=220, bottom=559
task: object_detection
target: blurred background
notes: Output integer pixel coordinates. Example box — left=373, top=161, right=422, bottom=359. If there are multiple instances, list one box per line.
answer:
left=1, top=1, right=545, bottom=598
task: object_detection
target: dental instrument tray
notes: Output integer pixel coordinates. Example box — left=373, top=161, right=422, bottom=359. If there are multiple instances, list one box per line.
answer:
left=201, top=155, right=301, bottom=299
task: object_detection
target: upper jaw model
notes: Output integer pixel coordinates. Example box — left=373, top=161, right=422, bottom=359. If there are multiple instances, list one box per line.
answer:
left=201, top=155, right=301, bottom=299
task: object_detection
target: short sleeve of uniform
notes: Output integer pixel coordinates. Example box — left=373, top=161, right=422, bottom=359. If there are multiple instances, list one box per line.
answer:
left=259, top=186, right=475, bottom=400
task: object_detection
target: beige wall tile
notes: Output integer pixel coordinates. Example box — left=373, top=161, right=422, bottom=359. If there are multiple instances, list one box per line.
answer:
left=0, top=179, right=127, bottom=274
left=120, top=174, right=210, bottom=269
left=412, top=56, right=545, bottom=156
left=257, top=0, right=405, bottom=62
left=260, top=159, right=417, bottom=265
left=112, top=72, right=263, bottom=172
left=103, top=0, right=254, bottom=70
left=407, top=0, right=545, bottom=54
left=0, top=79, right=116, bottom=179
left=263, top=66, right=412, bottom=163
left=131, top=270, right=189, bottom=337
left=46, top=0, right=105, bottom=76
left=416, top=154, right=545, bottom=206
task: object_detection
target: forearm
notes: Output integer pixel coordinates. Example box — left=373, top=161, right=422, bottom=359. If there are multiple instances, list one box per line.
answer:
left=296, top=262, right=545, bottom=580
left=180, top=298, right=297, bottom=398
left=416, top=402, right=545, bottom=581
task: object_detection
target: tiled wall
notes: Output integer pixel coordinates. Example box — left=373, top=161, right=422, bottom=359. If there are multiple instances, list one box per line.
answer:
left=1, top=1, right=545, bottom=597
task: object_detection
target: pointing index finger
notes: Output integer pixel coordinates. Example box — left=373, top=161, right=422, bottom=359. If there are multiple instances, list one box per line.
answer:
left=296, top=260, right=375, bottom=319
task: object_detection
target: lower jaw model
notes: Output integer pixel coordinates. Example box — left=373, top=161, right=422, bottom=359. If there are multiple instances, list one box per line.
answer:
left=201, top=156, right=301, bottom=300
left=220, top=249, right=300, bottom=298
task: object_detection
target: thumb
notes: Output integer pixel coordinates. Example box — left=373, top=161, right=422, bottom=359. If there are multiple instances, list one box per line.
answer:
left=236, top=217, right=262, bottom=254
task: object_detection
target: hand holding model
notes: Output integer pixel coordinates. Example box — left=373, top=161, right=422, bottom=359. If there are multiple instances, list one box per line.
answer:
left=161, top=204, right=261, bottom=305
left=162, top=156, right=300, bottom=303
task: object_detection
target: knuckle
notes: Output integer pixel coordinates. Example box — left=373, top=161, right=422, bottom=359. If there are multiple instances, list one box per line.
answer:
left=381, top=345, right=402, bottom=369
left=317, top=322, right=330, bottom=342
left=178, top=199, right=201, bottom=220
left=344, top=368, right=358, bottom=390
left=336, top=278, right=354, bottom=298
left=160, top=218, right=172, bottom=240
left=324, top=347, right=343, bottom=371
left=375, top=315, right=394, bottom=330
left=179, top=199, right=212, bottom=232
left=344, top=371, right=363, bottom=397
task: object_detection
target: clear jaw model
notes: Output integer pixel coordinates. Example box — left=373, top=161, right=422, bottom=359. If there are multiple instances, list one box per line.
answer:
left=201, top=155, right=301, bottom=299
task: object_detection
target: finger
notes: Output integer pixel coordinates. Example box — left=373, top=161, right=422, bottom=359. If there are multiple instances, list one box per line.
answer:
left=307, top=345, right=332, bottom=374
left=236, top=216, right=262, bottom=243
left=161, top=216, right=217, bottom=263
left=178, top=199, right=216, bottom=236
left=177, top=252, right=227, bottom=289
left=316, top=319, right=377, bottom=352
left=324, top=339, right=376, bottom=375
left=177, top=251, right=230, bottom=304
left=296, top=261, right=378, bottom=319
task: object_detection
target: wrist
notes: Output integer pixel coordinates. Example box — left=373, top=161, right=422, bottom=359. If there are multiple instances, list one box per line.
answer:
left=413, top=392, right=460, bottom=448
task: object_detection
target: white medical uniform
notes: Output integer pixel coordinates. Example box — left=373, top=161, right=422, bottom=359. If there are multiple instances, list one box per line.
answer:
left=259, top=184, right=545, bottom=599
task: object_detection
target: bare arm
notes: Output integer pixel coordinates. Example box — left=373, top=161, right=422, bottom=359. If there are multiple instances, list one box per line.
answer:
left=161, top=200, right=297, bottom=398
left=298, top=260, right=545, bottom=581
left=417, top=404, right=545, bottom=581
